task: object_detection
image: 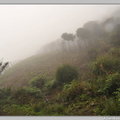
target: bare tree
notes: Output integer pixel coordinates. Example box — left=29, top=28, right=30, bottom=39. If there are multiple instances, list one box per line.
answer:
left=0, top=61, right=9, bottom=74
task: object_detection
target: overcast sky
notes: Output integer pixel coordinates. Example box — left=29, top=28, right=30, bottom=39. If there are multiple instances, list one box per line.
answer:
left=0, top=5, right=119, bottom=62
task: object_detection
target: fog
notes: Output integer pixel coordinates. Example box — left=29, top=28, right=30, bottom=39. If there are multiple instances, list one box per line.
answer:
left=0, top=5, right=119, bottom=62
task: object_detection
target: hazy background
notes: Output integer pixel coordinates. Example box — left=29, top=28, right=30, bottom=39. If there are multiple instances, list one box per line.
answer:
left=0, top=5, right=119, bottom=62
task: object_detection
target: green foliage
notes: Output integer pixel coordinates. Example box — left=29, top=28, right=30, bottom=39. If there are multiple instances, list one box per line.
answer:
left=56, top=65, right=78, bottom=85
left=40, top=103, right=65, bottom=115
left=45, top=79, right=56, bottom=89
left=90, top=72, right=120, bottom=96
left=3, top=104, right=35, bottom=115
left=30, top=75, right=46, bottom=89
left=0, top=88, right=11, bottom=99
left=101, top=98, right=120, bottom=115
left=91, top=55, right=120, bottom=76
left=114, top=88, right=120, bottom=102
left=0, top=88, right=13, bottom=109
left=103, top=73, right=120, bottom=96
left=32, top=102, right=65, bottom=115
left=12, top=87, right=42, bottom=105
left=32, top=101, right=47, bottom=113
left=79, top=94, right=90, bottom=101
left=59, top=80, right=85, bottom=102
left=89, top=77, right=106, bottom=95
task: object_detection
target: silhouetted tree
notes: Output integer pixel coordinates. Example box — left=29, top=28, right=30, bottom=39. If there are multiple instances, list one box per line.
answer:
left=76, top=28, right=90, bottom=47
left=76, top=28, right=90, bottom=40
left=61, top=33, right=75, bottom=51
left=84, top=21, right=105, bottom=40
left=60, top=33, right=75, bottom=62
left=61, top=33, right=75, bottom=41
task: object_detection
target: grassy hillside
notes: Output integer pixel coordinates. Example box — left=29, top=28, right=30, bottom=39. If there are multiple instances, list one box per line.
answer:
left=0, top=10, right=119, bottom=115
left=0, top=38, right=93, bottom=89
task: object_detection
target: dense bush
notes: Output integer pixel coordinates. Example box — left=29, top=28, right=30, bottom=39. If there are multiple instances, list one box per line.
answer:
left=44, top=79, right=58, bottom=91
left=58, top=80, right=85, bottom=102
left=103, top=73, right=120, bottom=96
left=39, top=103, right=65, bottom=115
left=3, top=104, right=35, bottom=115
left=0, top=88, right=11, bottom=99
left=56, top=65, right=78, bottom=85
left=12, top=87, right=42, bottom=104
left=114, top=88, right=120, bottom=102
left=91, top=55, right=120, bottom=76
left=89, top=77, right=106, bottom=95
left=30, top=75, right=46, bottom=89
left=101, top=98, right=120, bottom=115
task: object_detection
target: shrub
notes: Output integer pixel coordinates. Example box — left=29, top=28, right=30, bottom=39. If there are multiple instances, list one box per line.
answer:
left=0, top=88, right=13, bottom=108
left=89, top=77, right=106, bottom=95
left=30, top=75, right=46, bottom=89
left=0, top=88, right=11, bottom=99
left=39, top=103, right=65, bottom=115
left=45, top=79, right=57, bottom=90
left=114, top=88, right=120, bottom=102
left=91, top=55, right=120, bottom=76
left=12, top=87, right=42, bottom=104
left=32, top=101, right=47, bottom=113
left=103, top=72, right=120, bottom=96
left=56, top=64, right=78, bottom=85
left=58, top=80, right=85, bottom=102
left=101, top=98, right=120, bottom=115
left=3, top=104, right=35, bottom=115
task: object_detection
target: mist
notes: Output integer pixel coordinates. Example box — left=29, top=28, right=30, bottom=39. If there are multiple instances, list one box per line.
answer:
left=0, top=5, right=119, bottom=62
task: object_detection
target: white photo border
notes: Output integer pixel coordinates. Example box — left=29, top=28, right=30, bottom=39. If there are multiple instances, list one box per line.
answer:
left=0, top=0, right=119, bottom=4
